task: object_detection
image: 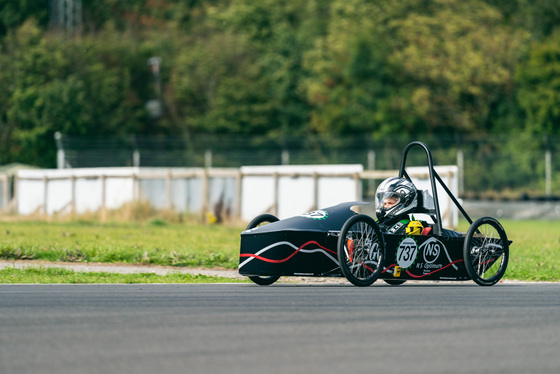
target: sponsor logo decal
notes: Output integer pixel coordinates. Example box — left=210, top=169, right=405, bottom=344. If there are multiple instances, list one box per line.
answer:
left=384, top=236, right=464, bottom=279
left=388, top=221, right=405, bottom=234
left=301, top=210, right=328, bottom=220
left=420, top=237, right=442, bottom=264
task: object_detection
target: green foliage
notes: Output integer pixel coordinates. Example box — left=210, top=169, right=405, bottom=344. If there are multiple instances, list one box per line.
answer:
left=487, top=0, right=560, bottom=39
left=0, top=0, right=48, bottom=36
left=0, top=0, right=559, bottom=180
left=0, top=20, right=154, bottom=166
left=302, top=0, right=396, bottom=135
left=389, top=0, right=529, bottom=135
left=516, top=29, right=560, bottom=136
left=301, top=0, right=531, bottom=137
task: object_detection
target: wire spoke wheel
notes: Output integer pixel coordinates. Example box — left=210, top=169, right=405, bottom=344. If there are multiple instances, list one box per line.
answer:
left=245, top=214, right=281, bottom=286
left=337, top=215, right=385, bottom=287
left=463, top=217, right=509, bottom=286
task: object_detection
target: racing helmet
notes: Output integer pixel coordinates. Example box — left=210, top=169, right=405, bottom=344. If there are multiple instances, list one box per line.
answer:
left=375, top=177, right=418, bottom=223
left=405, top=220, right=424, bottom=235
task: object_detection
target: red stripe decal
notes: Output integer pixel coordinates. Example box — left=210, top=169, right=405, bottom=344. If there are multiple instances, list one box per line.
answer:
left=239, top=241, right=336, bottom=263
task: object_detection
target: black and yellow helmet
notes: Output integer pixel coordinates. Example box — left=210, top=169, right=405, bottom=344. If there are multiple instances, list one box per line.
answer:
left=405, top=220, right=424, bottom=235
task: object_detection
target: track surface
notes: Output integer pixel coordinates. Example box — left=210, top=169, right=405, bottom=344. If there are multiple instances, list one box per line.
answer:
left=1, top=282, right=559, bottom=374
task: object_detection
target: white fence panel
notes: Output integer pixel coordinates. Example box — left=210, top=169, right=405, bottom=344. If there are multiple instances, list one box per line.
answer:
left=17, top=179, right=44, bottom=215
left=13, top=165, right=459, bottom=227
left=0, top=174, right=8, bottom=210
left=240, top=165, right=363, bottom=221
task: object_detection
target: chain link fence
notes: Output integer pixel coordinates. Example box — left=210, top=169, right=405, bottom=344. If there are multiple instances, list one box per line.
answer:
left=55, top=133, right=559, bottom=199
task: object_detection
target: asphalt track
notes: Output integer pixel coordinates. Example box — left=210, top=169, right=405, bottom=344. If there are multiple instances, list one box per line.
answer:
left=1, top=282, right=559, bottom=374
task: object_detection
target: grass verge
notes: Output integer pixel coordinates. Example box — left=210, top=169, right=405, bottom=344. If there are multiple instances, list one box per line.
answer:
left=0, top=218, right=558, bottom=283
left=0, top=266, right=247, bottom=284
left=0, top=220, right=241, bottom=268
left=457, top=219, right=559, bottom=281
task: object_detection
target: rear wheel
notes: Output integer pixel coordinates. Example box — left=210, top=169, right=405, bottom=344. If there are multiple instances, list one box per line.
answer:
left=337, top=215, right=385, bottom=287
left=463, top=217, right=509, bottom=286
left=245, top=214, right=281, bottom=286
left=383, top=279, right=406, bottom=286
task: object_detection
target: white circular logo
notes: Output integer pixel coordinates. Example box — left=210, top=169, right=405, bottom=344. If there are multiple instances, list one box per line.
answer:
left=396, top=237, right=418, bottom=269
left=301, top=210, right=328, bottom=220
left=422, top=238, right=441, bottom=264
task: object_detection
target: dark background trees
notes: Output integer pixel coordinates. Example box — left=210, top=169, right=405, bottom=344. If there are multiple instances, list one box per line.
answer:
left=0, top=0, right=559, bottom=188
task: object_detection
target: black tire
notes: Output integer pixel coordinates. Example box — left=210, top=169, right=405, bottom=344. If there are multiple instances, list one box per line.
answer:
left=383, top=279, right=406, bottom=286
left=337, top=215, right=385, bottom=287
left=463, top=217, right=509, bottom=286
left=245, top=214, right=281, bottom=286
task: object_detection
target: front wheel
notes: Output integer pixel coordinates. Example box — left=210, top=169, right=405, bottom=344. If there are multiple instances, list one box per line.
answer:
left=245, top=214, right=281, bottom=286
left=337, top=215, right=385, bottom=287
left=463, top=217, right=509, bottom=286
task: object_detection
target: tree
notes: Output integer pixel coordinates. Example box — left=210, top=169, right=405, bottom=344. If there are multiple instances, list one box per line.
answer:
left=302, top=0, right=405, bottom=136
left=0, top=0, right=48, bottom=37
left=170, top=0, right=325, bottom=138
left=516, top=29, right=560, bottom=136
left=0, top=20, right=152, bottom=167
left=485, top=0, right=560, bottom=39
left=302, top=0, right=530, bottom=138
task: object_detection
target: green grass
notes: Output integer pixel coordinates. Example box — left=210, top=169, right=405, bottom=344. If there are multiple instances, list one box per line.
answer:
left=0, top=266, right=247, bottom=284
left=499, top=220, right=559, bottom=281
left=457, top=219, right=560, bottom=282
left=0, top=220, right=241, bottom=269
left=0, top=218, right=559, bottom=283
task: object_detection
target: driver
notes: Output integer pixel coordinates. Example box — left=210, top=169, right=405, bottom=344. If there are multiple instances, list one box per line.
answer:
left=376, top=177, right=462, bottom=237
left=375, top=177, right=423, bottom=234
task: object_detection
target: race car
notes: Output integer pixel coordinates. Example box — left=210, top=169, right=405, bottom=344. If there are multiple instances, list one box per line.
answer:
left=239, top=141, right=510, bottom=287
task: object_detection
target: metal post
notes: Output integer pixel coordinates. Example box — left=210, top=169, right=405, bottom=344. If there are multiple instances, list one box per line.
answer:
left=132, top=173, right=138, bottom=201
left=367, top=150, right=375, bottom=197
left=146, top=57, right=163, bottom=119
left=100, top=175, right=106, bottom=221
left=545, top=148, right=552, bottom=197
left=54, top=132, right=66, bottom=169
left=457, top=148, right=464, bottom=195
left=12, top=174, right=18, bottom=214
left=236, top=170, right=242, bottom=221
left=71, top=175, right=76, bottom=217
left=205, top=150, right=212, bottom=169
left=43, top=176, right=48, bottom=215
left=1, top=175, right=8, bottom=211
left=133, top=149, right=140, bottom=167
left=201, top=169, right=208, bottom=221
left=282, top=150, right=290, bottom=165
left=367, top=150, right=376, bottom=170
left=166, top=170, right=172, bottom=210
left=312, top=172, right=319, bottom=210
left=273, top=172, right=279, bottom=216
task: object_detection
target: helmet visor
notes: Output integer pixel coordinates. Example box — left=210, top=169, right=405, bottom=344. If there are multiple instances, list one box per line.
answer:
left=376, top=192, right=401, bottom=211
